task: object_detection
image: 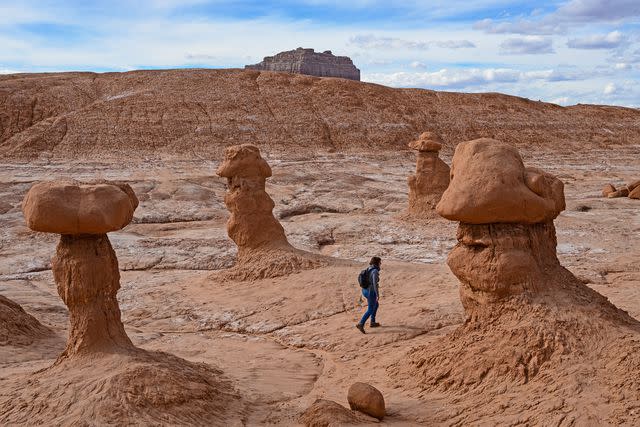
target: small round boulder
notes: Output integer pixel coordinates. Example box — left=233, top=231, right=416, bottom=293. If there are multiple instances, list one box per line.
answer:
left=22, top=181, right=138, bottom=234
left=347, top=382, right=385, bottom=420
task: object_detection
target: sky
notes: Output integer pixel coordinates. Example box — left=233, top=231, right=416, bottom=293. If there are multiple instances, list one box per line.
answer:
left=1, top=0, right=639, bottom=107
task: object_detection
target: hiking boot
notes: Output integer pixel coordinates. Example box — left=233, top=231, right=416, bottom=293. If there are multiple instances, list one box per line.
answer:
left=370, top=322, right=381, bottom=328
left=355, top=323, right=366, bottom=334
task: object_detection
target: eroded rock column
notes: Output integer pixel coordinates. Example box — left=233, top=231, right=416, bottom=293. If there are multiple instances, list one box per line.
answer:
left=407, top=132, right=450, bottom=216
left=22, top=181, right=138, bottom=357
left=216, top=144, right=291, bottom=253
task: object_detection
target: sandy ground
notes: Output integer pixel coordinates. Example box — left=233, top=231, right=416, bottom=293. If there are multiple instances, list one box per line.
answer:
left=1, top=145, right=639, bottom=425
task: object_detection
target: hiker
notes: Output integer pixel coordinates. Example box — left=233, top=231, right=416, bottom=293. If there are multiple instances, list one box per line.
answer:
left=356, top=256, right=381, bottom=334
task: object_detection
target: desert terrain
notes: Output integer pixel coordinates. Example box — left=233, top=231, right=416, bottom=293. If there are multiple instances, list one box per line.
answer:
left=1, top=69, right=639, bottom=425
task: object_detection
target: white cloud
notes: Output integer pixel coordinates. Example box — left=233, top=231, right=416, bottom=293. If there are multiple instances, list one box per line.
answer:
left=474, top=0, right=640, bottom=35
left=567, top=31, right=625, bottom=49
left=363, top=66, right=586, bottom=89
left=349, top=34, right=475, bottom=51
left=603, top=82, right=617, bottom=94
left=550, top=96, right=571, bottom=105
left=410, top=61, right=427, bottom=69
left=500, top=36, right=555, bottom=54
left=614, top=62, right=631, bottom=70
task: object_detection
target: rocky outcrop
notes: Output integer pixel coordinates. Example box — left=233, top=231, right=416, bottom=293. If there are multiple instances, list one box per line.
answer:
left=390, top=138, right=640, bottom=425
left=0, top=294, right=51, bottom=346
left=215, top=144, right=324, bottom=280
left=246, top=48, right=360, bottom=81
left=602, top=183, right=616, bottom=197
left=602, top=179, right=640, bottom=200
left=1, top=180, right=244, bottom=425
left=406, top=131, right=450, bottom=216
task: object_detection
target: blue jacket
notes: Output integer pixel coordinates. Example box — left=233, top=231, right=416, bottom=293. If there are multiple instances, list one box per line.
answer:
left=367, top=265, right=380, bottom=296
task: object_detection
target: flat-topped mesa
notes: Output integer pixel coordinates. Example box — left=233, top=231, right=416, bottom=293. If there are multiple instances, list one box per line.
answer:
left=216, top=144, right=325, bottom=280
left=406, top=131, right=450, bottom=216
left=245, top=47, right=361, bottom=81
left=22, top=181, right=139, bottom=358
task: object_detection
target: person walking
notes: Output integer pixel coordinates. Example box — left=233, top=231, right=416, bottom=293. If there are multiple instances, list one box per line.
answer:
left=356, top=256, right=381, bottom=334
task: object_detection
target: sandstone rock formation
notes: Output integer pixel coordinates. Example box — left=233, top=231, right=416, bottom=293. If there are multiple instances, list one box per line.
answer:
left=0, top=180, right=244, bottom=425
left=630, top=185, right=640, bottom=199
left=601, top=183, right=616, bottom=197
left=2, top=70, right=640, bottom=161
left=406, top=131, right=450, bottom=216
left=246, top=48, right=360, bottom=81
left=215, top=144, right=324, bottom=280
left=347, top=382, right=385, bottom=420
left=299, top=399, right=376, bottom=426
left=628, top=179, right=640, bottom=192
left=608, top=187, right=629, bottom=198
left=390, top=138, right=640, bottom=425
left=0, top=294, right=51, bottom=346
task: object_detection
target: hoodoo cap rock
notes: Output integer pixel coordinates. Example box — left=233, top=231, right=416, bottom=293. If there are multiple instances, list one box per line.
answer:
left=436, top=138, right=565, bottom=224
left=22, top=181, right=139, bottom=234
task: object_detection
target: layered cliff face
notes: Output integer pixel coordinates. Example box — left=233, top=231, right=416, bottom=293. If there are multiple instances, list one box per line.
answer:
left=245, top=48, right=360, bottom=81
left=1, top=69, right=639, bottom=160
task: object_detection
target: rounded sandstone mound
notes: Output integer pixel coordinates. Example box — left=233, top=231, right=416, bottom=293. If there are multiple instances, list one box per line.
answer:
left=0, top=349, right=245, bottom=425
left=0, top=294, right=51, bottom=346
left=436, top=138, right=565, bottom=224
left=22, top=181, right=139, bottom=234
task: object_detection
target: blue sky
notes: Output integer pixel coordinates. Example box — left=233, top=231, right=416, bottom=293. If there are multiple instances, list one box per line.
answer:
left=1, top=0, right=639, bottom=107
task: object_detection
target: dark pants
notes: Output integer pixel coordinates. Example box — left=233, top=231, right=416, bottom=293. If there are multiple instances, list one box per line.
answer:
left=359, top=288, right=378, bottom=326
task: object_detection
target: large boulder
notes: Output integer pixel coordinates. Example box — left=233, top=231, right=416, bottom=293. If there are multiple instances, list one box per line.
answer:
left=22, top=181, right=138, bottom=234
left=436, top=138, right=564, bottom=224
left=347, top=382, right=385, bottom=420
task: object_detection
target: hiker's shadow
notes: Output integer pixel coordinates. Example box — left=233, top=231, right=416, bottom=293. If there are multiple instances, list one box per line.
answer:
left=366, top=324, right=424, bottom=334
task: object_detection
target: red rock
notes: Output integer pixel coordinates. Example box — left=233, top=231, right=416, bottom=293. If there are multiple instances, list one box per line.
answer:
left=627, top=180, right=640, bottom=192
left=607, top=187, right=629, bottom=198
left=629, top=186, right=640, bottom=199
left=436, top=138, right=565, bottom=224
left=22, top=181, right=138, bottom=234
left=602, top=184, right=616, bottom=197
left=347, top=382, right=385, bottom=420
left=407, top=132, right=450, bottom=216
left=299, top=399, right=377, bottom=426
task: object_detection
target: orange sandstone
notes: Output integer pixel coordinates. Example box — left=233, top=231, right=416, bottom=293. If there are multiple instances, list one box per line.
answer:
left=406, top=132, right=450, bottom=216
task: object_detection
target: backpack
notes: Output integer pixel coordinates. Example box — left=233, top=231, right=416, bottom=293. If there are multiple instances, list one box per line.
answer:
left=358, top=267, right=371, bottom=289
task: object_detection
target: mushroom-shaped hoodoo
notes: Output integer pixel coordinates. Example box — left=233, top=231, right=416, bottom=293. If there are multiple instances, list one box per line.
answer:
left=0, top=180, right=243, bottom=425
left=390, top=139, right=640, bottom=425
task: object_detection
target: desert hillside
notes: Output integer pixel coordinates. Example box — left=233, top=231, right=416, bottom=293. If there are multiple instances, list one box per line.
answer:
left=1, top=68, right=639, bottom=160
